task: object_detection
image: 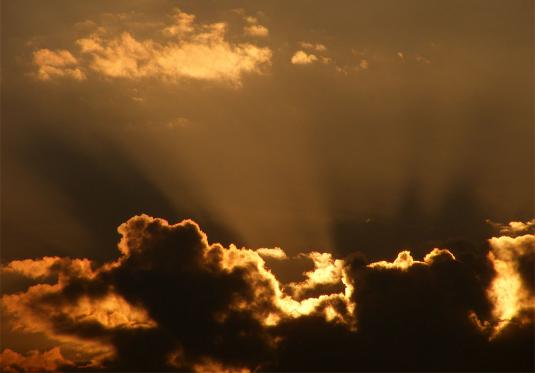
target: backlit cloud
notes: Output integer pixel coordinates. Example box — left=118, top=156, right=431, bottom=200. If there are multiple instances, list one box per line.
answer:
left=488, top=218, right=535, bottom=236
left=0, top=348, right=73, bottom=372
left=1, top=215, right=533, bottom=371
left=487, top=234, right=535, bottom=335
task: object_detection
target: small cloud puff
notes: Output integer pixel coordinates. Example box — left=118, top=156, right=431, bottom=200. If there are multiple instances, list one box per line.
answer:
left=299, top=42, right=327, bottom=52
left=290, top=50, right=319, bottom=65
left=243, top=16, right=269, bottom=38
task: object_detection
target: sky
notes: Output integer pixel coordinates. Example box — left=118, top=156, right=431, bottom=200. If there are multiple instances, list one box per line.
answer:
left=0, top=1, right=534, bottom=371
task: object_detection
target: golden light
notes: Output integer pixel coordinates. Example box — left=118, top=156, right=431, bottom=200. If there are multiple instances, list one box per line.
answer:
left=486, top=234, right=535, bottom=336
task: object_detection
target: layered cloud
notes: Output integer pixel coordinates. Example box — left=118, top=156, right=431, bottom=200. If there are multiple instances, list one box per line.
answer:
left=1, top=216, right=533, bottom=371
left=32, top=10, right=272, bottom=85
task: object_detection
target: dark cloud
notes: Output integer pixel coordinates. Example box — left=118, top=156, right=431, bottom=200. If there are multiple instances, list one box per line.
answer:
left=2, top=216, right=278, bottom=371
left=341, top=250, right=492, bottom=371
left=2, top=216, right=533, bottom=371
left=518, top=251, right=535, bottom=295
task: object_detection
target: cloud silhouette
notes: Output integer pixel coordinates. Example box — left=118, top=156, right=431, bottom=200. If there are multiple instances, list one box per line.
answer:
left=1, top=216, right=533, bottom=371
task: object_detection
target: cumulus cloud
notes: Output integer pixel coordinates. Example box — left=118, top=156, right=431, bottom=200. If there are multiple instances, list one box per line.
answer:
left=33, top=10, right=272, bottom=86
left=290, top=50, right=319, bottom=65
left=1, top=215, right=534, bottom=371
left=1, top=216, right=353, bottom=371
left=32, top=49, right=86, bottom=81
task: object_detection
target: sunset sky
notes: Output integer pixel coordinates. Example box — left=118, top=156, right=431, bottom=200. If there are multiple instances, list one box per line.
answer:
left=1, top=1, right=534, bottom=371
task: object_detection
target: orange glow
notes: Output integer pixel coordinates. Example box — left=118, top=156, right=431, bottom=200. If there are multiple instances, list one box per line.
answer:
left=486, top=234, right=535, bottom=336
left=2, top=257, right=94, bottom=280
left=0, top=347, right=72, bottom=372
left=193, top=359, right=250, bottom=373
left=368, top=248, right=455, bottom=271
left=66, top=293, right=157, bottom=329
left=3, top=257, right=61, bottom=279
left=368, top=250, right=414, bottom=270
left=256, top=247, right=287, bottom=259
left=288, top=252, right=344, bottom=297
left=210, top=241, right=355, bottom=326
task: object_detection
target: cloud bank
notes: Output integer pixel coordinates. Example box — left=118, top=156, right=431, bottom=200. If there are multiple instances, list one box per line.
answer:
left=1, top=215, right=533, bottom=371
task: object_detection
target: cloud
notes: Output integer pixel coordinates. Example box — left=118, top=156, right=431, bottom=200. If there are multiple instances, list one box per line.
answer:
left=487, top=234, right=535, bottom=335
left=255, top=247, right=287, bottom=259
left=290, top=50, right=319, bottom=65
left=244, top=24, right=269, bottom=38
left=1, top=215, right=534, bottom=371
left=2, top=215, right=352, bottom=371
left=33, top=10, right=272, bottom=86
left=291, top=44, right=332, bottom=66
left=243, top=16, right=269, bottom=38
left=367, top=247, right=455, bottom=270
left=3, top=257, right=93, bottom=280
left=0, top=348, right=73, bottom=372
left=488, top=218, right=535, bottom=236
left=32, top=49, right=86, bottom=81
left=358, top=59, right=369, bottom=70
left=163, top=10, right=196, bottom=37
left=299, top=42, right=327, bottom=52
left=286, top=252, right=346, bottom=301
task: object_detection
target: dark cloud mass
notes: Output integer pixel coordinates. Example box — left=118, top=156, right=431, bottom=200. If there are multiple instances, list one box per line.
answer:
left=1, top=216, right=534, bottom=371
